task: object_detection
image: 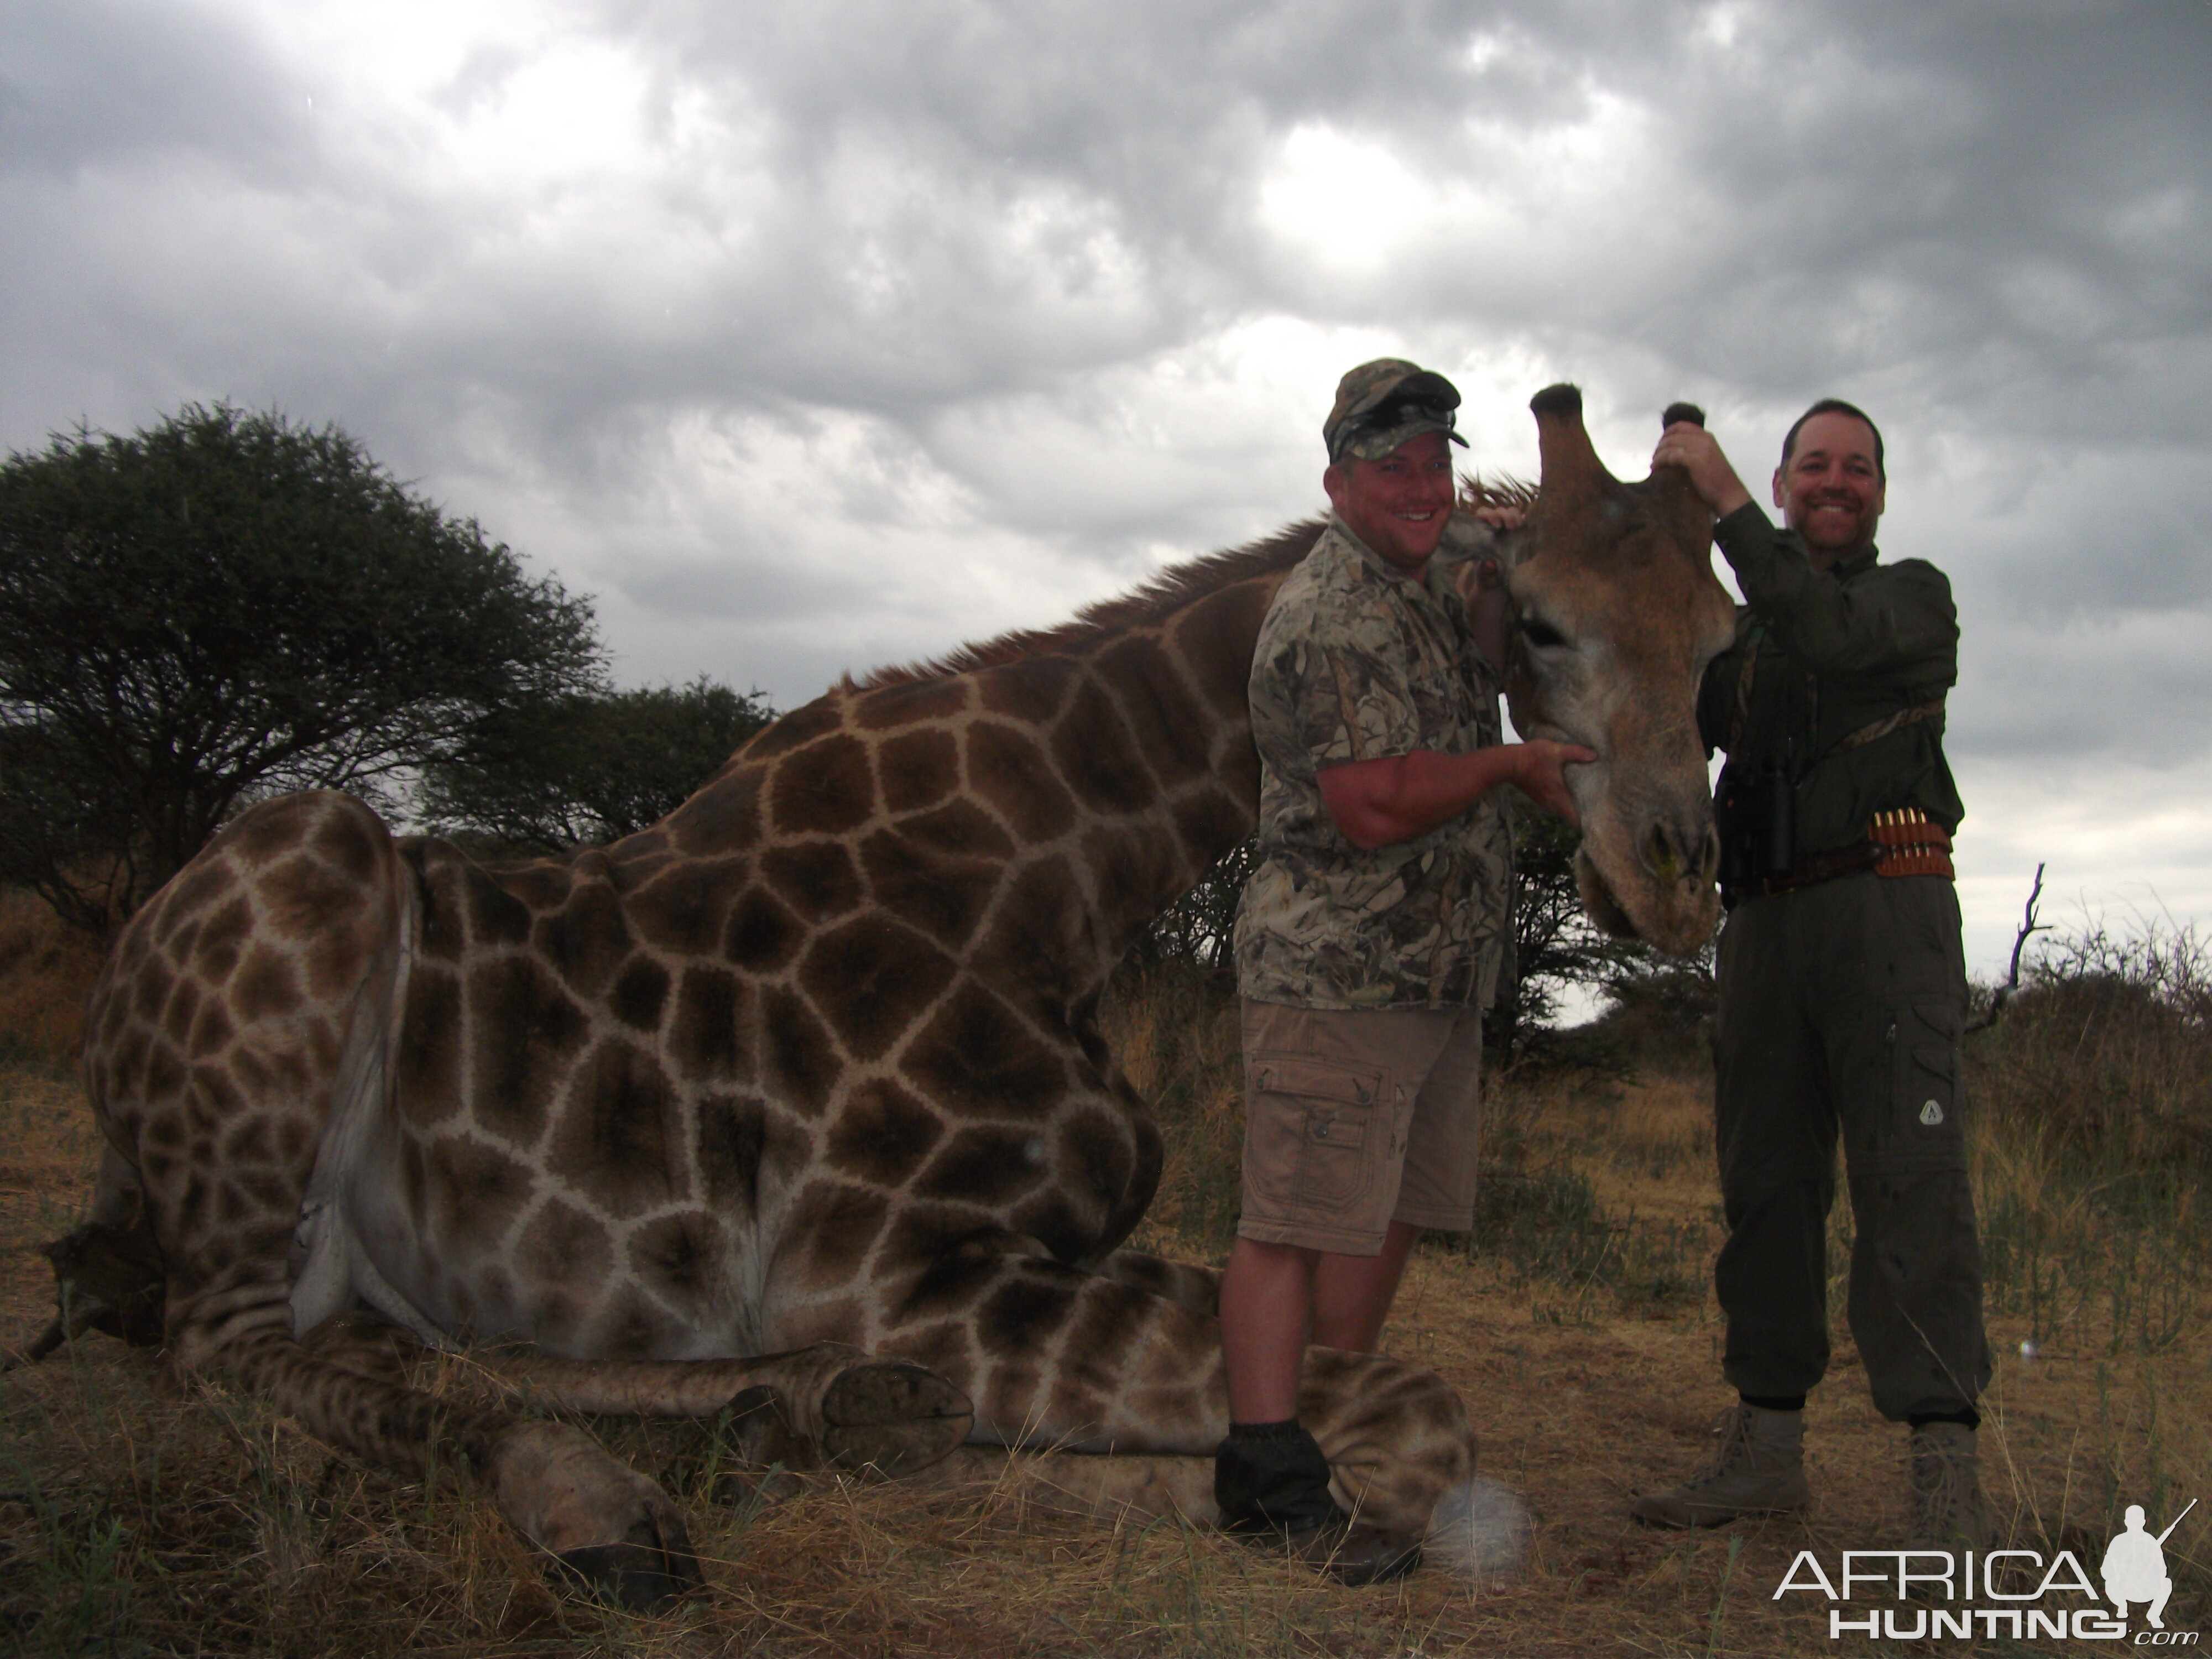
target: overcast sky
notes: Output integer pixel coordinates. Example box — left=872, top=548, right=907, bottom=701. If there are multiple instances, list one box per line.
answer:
left=5, top=0, right=2208, bottom=977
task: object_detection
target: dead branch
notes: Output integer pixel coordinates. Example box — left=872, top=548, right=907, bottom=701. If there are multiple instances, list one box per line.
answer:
left=1966, top=862, right=2048, bottom=1032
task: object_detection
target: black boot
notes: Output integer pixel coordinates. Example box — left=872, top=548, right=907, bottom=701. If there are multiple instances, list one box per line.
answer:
left=1213, top=1420, right=1421, bottom=1585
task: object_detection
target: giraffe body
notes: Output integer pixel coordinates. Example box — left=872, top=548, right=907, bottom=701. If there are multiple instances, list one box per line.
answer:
left=66, top=389, right=1731, bottom=1600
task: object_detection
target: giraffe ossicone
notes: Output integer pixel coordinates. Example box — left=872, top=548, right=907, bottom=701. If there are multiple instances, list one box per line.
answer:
left=51, top=386, right=1729, bottom=1604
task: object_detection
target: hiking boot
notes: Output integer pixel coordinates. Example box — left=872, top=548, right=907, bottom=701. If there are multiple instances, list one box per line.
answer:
left=1908, top=1423, right=1995, bottom=1555
left=1631, top=1402, right=1809, bottom=1528
left=1215, top=1420, right=1422, bottom=1586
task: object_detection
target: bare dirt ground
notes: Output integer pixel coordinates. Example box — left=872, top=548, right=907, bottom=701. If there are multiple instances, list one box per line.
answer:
left=5, top=1053, right=2205, bottom=1657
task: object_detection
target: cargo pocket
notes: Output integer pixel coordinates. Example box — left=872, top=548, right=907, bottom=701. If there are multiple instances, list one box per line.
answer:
left=1889, top=1001, right=1965, bottom=1164
left=1248, top=1054, right=1386, bottom=1216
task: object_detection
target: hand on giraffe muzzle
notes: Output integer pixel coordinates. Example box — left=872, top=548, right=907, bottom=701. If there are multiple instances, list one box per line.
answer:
left=1510, top=739, right=1597, bottom=825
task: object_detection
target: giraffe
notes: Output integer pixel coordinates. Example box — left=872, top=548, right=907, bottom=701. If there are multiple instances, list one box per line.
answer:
left=50, top=385, right=1734, bottom=1605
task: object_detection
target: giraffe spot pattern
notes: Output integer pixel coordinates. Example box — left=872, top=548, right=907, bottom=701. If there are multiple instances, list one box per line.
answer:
left=855, top=675, right=972, bottom=730
left=876, top=728, right=961, bottom=813
left=825, top=1079, right=944, bottom=1185
left=466, top=956, right=587, bottom=1148
left=797, top=915, right=955, bottom=1062
left=904, top=983, right=1070, bottom=1120
left=610, top=956, right=672, bottom=1032
left=856, top=828, right=1002, bottom=950
left=75, top=531, right=1554, bottom=1541
left=546, top=1041, right=681, bottom=1217
left=775, top=1180, right=890, bottom=1288
left=760, top=988, right=841, bottom=1119
left=1050, top=676, right=1158, bottom=815
left=964, top=721, right=1078, bottom=843
left=669, top=966, right=751, bottom=1082
left=758, top=842, right=865, bottom=925
left=770, top=731, right=878, bottom=836
left=627, top=1210, right=724, bottom=1309
left=724, top=886, right=806, bottom=973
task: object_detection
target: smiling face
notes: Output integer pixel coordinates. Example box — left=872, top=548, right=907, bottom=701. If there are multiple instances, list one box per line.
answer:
left=1772, top=410, right=1886, bottom=567
left=1324, top=430, right=1457, bottom=575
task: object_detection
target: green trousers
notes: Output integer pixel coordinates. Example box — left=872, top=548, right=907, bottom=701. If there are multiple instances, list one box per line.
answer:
left=1712, top=871, right=1991, bottom=1421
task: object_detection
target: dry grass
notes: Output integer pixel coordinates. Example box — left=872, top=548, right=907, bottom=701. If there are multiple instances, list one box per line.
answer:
left=0, top=890, right=101, bottom=1063
left=1, top=943, right=2207, bottom=1654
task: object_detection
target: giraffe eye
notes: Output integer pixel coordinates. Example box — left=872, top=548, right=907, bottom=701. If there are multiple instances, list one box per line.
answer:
left=1519, top=616, right=1569, bottom=650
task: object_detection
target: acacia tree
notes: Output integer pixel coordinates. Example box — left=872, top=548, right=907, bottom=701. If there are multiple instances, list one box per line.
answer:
left=418, top=677, right=778, bottom=853
left=1125, top=836, right=1254, bottom=974
left=0, top=404, right=605, bottom=930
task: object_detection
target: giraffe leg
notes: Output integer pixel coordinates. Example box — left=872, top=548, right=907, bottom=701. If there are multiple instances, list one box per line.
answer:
left=906, top=1444, right=1217, bottom=1525
left=462, top=1343, right=975, bottom=1477
left=910, top=1431, right=1521, bottom=1586
left=1297, top=1347, right=1477, bottom=1538
left=179, top=1310, right=705, bottom=1608
left=1092, top=1246, right=1222, bottom=1317
left=86, top=796, right=703, bottom=1608
left=893, top=1352, right=1481, bottom=1548
left=878, top=1250, right=1477, bottom=1546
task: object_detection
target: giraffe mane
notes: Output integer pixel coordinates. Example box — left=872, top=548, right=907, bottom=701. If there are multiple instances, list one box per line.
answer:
left=849, top=477, right=1533, bottom=690
left=848, top=521, right=1322, bottom=690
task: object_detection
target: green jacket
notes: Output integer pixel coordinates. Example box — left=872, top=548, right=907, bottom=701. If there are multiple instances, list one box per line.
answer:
left=1696, top=504, right=1963, bottom=861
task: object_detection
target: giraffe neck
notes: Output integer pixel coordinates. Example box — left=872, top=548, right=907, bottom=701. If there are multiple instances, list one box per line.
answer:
left=1069, top=584, right=1282, bottom=980
left=633, top=531, right=1318, bottom=1028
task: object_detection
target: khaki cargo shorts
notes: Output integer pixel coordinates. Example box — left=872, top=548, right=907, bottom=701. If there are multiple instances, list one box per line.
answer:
left=1237, top=998, right=1484, bottom=1255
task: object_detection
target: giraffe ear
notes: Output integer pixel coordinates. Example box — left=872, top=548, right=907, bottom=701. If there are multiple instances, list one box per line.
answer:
left=1437, top=512, right=1530, bottom=575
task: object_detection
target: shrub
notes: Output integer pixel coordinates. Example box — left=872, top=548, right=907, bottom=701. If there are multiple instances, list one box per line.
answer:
left=1971, top=914, right=2212, bottom=1172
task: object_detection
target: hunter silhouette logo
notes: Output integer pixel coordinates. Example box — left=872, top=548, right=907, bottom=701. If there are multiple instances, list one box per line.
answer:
left=2105, top=1500, right=2193, bottom=1632
left=1773, top=1495, right=2200, bottom=1643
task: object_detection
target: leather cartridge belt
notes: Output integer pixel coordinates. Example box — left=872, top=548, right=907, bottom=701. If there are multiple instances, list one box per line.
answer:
left=1730, top=809, right=1955, bottom=903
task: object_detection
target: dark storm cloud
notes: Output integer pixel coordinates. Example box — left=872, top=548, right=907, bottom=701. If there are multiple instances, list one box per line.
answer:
left=1, top=0, right=2207, bottom=955
left=584, top=2, right=2210, bottom=416
left=1, top=0, right=303, bottom=177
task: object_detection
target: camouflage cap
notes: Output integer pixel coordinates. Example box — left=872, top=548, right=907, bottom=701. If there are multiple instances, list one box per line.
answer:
left=1324, top=358, right=1470, bottom=464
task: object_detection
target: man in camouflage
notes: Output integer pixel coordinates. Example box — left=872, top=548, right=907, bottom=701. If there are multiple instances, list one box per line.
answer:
left=1213, top=359, right=1589, bottom=1583
left=1634, top=402, right=1994, bottom=1553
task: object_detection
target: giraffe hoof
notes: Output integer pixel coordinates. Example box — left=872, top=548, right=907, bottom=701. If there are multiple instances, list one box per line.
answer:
left=493, top=1421, right=704, bottom=1609
left=720, top=1383, right=802, bottom=1466
left=557, top=1529, right=704, bottom=1611
left=818, top=1361, right=974, bottom=1477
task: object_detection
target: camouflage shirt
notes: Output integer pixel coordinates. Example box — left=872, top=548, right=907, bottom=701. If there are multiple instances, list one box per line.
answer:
left=1234, top=516, right=1511, bottom=1010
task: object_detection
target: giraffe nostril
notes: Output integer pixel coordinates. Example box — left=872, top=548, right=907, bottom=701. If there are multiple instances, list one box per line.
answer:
left=1644, top=821, right=1719, bottom=888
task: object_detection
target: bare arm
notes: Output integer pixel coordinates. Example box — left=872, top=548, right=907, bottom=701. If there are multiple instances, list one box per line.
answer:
left=1318, top=740, right=1594, bottom=851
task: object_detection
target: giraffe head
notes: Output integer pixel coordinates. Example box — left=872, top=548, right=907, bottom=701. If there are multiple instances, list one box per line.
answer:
left=1506, top=384, right=1736, bottom=957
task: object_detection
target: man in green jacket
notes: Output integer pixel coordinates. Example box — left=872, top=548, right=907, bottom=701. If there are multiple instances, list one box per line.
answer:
left=1631, top=400, right=1993, bottom=1551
